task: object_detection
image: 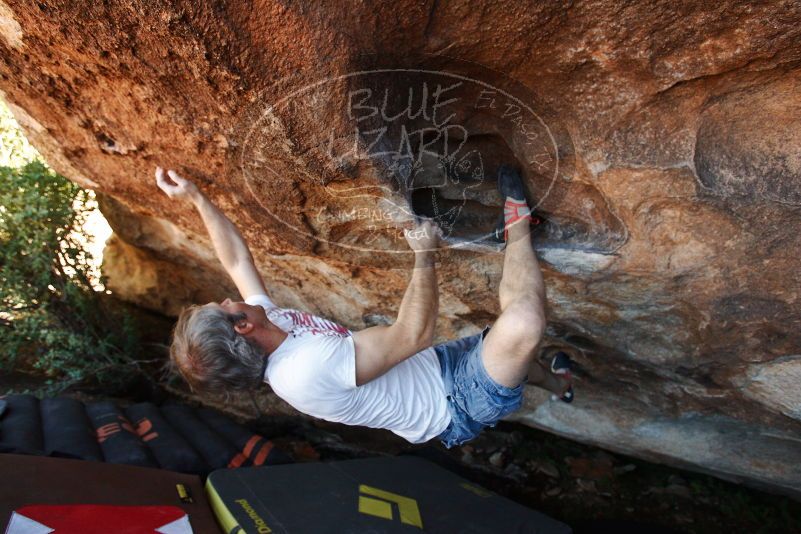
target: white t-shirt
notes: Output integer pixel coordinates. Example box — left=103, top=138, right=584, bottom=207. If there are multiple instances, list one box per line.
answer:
left=245, top=294, right=451, bottom=444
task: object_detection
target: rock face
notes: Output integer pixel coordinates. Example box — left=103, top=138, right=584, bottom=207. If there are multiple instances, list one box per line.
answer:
left=1, top=0, right=801, bottom=496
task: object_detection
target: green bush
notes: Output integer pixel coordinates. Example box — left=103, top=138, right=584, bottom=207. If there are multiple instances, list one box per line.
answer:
left=0, top=160, right=145, bottom=394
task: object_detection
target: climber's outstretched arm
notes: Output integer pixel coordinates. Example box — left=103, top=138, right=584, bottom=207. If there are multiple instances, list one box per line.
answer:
left=154, top=167, right=266, bottom=299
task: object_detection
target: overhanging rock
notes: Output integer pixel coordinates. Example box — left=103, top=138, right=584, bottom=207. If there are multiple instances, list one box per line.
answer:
left=1, top=0, right=800, bottom=497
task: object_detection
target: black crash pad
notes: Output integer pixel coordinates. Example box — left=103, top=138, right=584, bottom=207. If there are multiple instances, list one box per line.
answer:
left=206, top=455, right=571, bottom=533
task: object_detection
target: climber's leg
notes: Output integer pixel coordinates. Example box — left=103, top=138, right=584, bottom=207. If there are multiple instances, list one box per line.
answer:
left=436, top=167, right=573, bottom=448
left=481, top=166, right=551, bottom=388
left=481, top=211, right=546, bottom=388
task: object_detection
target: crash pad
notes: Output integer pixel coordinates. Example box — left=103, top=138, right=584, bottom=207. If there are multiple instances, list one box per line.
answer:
left=0, top=453, right=220, bottom=533
left=205, top=455, right=571, bottom=533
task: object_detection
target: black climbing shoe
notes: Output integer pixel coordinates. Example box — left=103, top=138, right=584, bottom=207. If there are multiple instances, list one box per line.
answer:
left=492, top=165, right=540, bottom=243
left=494, top=165, right=535, bottom=243
left=497, top=164, right=528, bottom=202
left=550, top=351, right=574, bottom=404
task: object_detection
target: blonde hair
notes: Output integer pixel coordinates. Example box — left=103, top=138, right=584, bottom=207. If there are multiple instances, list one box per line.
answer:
left=169, top=304, right=265, bottom=395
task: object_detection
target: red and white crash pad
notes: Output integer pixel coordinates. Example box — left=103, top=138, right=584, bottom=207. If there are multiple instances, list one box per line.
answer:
left=0, top=455, right=217, bottom=533
left=5, top=505, right=192, bottom=534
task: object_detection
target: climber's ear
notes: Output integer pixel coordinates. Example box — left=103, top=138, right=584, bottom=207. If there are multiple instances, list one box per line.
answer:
left=233, top=320, right=255, bottom=336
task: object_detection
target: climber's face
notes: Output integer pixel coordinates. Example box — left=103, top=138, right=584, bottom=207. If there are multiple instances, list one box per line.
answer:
left=206, top=298, right=272, bottom=333
left=218, top=298, right=259, bottom=318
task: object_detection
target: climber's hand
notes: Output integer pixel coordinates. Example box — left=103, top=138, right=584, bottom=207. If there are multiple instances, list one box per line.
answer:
left=404, top=219, right=443, bottom=253
left=155, top=167, right=200, bottom=202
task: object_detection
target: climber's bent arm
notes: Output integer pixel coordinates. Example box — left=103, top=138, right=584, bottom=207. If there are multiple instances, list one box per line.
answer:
left=352, top=249, right=438, bottom=386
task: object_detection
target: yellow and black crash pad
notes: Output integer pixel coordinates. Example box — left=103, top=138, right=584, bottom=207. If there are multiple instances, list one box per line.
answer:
left=206, top=456, right=571, bottom=533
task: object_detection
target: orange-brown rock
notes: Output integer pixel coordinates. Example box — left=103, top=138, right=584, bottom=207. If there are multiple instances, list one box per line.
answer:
left=1, top=0, right=800, bottom=496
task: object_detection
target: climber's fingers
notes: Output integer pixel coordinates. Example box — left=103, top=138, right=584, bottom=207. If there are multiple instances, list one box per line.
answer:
left=155, top=166, right=176, bottom=194
left=155, top=167, right=198, bottom=200
left=403, top=218, right=443, bottom=252
left=167, top=169, right=189, bottom=187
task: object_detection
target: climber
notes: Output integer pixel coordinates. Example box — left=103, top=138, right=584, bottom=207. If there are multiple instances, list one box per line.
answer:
left=155, top=165, right=572, bottom=448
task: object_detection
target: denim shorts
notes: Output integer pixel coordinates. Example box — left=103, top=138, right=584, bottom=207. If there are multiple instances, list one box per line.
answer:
left=435, top=325, right=525, bottom=448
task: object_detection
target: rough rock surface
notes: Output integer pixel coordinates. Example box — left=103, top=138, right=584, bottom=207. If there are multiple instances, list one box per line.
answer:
left=1, top=1, right=800, bottom=496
